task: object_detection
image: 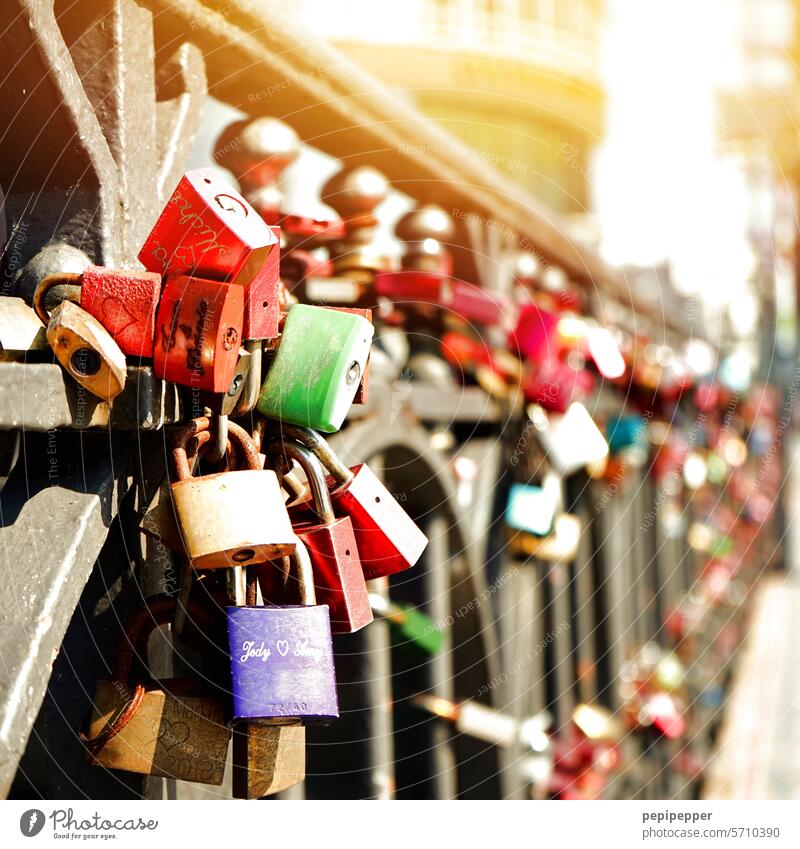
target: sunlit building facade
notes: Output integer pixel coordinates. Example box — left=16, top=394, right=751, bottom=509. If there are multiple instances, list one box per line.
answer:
left=286, top=0, right=605, bottom=214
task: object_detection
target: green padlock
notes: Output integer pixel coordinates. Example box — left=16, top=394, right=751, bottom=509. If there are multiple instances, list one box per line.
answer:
left=257, top=304, right=374, bottom=432
left=370, top=593, right=443, bottom=655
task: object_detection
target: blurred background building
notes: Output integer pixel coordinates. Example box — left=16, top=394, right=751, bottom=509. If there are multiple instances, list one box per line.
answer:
left=283, top=0, right=605, bottom=215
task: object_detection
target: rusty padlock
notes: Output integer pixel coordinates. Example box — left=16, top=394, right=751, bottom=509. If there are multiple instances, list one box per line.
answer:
left=278, top=424, right=428, bottom=580
left=34, top=267, right=161, bottom=357
left=33, top=281, right=126, bottom=402
left=170, top=418, right=296, bottom=569
left=153, top=275, right=243, bottom=392
left=265, top=440, right=373, bottom=633
left=83, top=595, right=230, bottom=785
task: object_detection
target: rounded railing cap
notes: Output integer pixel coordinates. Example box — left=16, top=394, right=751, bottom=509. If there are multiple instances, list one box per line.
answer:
left=321, top=166, right=389, bottom=218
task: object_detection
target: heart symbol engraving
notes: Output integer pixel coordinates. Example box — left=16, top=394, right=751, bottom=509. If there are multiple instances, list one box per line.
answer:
left=158, top=719, right=190, bottom=751
left=100, top=296, right=137, bottom=338
left=276, top=640, right=289, bottom=657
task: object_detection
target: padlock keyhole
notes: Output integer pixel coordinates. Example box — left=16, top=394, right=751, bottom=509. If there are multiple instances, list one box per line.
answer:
left=345, top=361, right=361, bottom=386
left=70, top=348, right=101, bottom=376
left=232, top=548, right=256, bottom=563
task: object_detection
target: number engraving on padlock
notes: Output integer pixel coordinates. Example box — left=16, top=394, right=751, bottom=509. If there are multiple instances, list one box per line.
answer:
left=215, top=193, right=249, bottom=217
left=268, top=703, right=309, bottom=713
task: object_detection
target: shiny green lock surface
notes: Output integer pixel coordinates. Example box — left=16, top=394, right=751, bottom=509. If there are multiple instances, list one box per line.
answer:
left=256, top=304, right=374, bottom=432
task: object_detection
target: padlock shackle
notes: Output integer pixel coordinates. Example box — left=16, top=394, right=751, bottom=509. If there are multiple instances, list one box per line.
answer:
left=32, top=272, right=82, bottom=325
left=290, top=538, right=317, bottom=606
left=266, top=422, right=352, bottom=484
left=171, top=416, right=262, bottom=481
left=228, top=565, right=260, bottom=606
left=267, top=441, right=336, bottom=525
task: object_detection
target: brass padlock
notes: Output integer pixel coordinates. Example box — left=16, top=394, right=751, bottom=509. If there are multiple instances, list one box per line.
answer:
left=230, top=567, right=306, bottom=799
left=83, top=596, right=230, bottom=785
left=170, top=417, right=296, bottom=569
left=33, top=280, right=126, bottom=401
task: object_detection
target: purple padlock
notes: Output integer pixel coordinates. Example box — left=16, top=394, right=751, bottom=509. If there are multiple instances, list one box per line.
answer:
left=227, top=541, right=339, bottom=725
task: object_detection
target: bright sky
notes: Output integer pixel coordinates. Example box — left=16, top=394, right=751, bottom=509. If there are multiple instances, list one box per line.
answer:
left=594, top=0, right=755, bottom=304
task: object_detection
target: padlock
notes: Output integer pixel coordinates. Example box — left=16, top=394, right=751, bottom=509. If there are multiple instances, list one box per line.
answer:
left=369, top=593, right=442, bottom=655
left=153, top=275, right=243, bottom=392
left=33, top=267, right=161, bottom=357
left=229, top=567, right=306, bottom=798
left=138, top=167, right=279, bottom=287
left=324, top=307, right=373, bottom=404
left=34, top=295, right=126, bottom=402
left=227, top=540, right=339, bottom=725
left=374, top=270, right=510, bottom=327
left=440, top=329, right=523, bottom=400
left=267, top=440, right=372, bottom=633
left=606, top=413, right=648, bottom=455
left=170, top=417, right=296, bottom=569
left=507, top=513, right=581, bottom=562
left=504, top=474, right=561, bottom=537
left=277, top=424, right=427, bottom=580
left=0, top=297, right=48, bottom=360
left=533, top=403, right=609, bottom=476
left=256, top=304, right=373, bottom=432
left=83, top=595, right=230, bottom=784
left=508, top=302, right=559, bottom=362
left=522, top=357, right=594, bottom=414
left=193, top=348, right=252, bottom=418
left=240, top=224, right=281, bottom=340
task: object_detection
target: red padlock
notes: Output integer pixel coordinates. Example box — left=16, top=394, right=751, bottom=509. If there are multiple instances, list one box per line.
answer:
left=153, top=276, right=243, bottom=392
left=33, top=267, right=161, bottom=358
left=139, top=168, right=280, bottom=339
left=281, top=425, right=428, bottom=580
left=374, top=270, right=511, bottom=327
left=241, top=224, right=281, bottom=340
left=267, top=440, right=372, bottom=634
left=522, top=357, right=594, bottom=414
left=508, top=302, right=559, bottom=362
